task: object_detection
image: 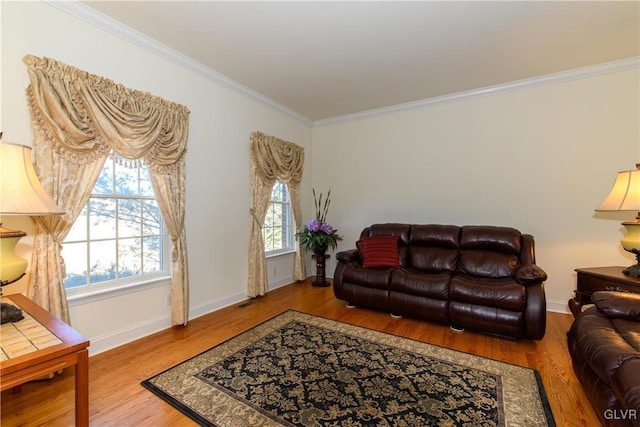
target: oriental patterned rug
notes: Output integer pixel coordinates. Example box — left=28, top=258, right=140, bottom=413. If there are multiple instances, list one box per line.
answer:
left=142, top=310, right=554, bottom=427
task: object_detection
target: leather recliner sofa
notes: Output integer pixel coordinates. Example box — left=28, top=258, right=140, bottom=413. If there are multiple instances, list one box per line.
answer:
left=567, top=291, right=640, bottom=427
left=333, top=223, right=548, bottom=340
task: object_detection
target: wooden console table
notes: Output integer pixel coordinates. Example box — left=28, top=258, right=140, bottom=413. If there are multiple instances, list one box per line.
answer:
left=0, top=294, right=90, bottom=426
left=569, top=266, right=640, bottom=317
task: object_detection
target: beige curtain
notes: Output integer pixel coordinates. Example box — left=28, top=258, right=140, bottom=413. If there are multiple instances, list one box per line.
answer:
left=147, top=155, right=189, bottom=325
left=248, top=132, right=305, bottom=297
left=29, top=145, right=107, bottom=324
left=24, top=55, right=191, bottom=325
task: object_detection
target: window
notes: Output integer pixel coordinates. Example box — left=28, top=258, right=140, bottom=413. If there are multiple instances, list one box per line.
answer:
left=262, top=181, right=294, bottom=255
left=63, top=155, right=169, bottom=294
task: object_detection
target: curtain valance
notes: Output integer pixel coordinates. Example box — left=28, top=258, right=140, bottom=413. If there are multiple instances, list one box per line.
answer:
left=250, top=131, right=304, bottom=184
left=24, top=55, right=189, bottom=172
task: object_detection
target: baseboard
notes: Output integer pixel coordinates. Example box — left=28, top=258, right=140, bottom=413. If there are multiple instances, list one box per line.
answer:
left=268, top=276, right=295, bottom=291
left=87, top=314, right=172, bottom=356
left=547, top=300, right=570, bottom=314
left=88, top=291, right=247, bottom=356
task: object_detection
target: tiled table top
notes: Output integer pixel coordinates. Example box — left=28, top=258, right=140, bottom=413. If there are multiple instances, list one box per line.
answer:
left=0, top=302, right=62, bottom=361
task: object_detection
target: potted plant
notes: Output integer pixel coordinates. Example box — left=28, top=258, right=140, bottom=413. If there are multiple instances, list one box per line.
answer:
left=296, top=189, right=342, bottom=255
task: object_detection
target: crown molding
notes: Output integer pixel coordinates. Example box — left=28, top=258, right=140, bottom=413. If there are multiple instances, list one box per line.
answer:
left=314, top=56, right=640, bottom=127
left=43, top=1, right=638, bottom=129
left=44, top=0, right=313, bottom=126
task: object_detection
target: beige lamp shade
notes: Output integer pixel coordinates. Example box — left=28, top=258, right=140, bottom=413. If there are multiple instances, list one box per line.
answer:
left=595, top=166, right=640, bottom=212
left=0, top=138, right=64, bottom=285
left=595, top=164, right=640, bottom=277
left=0, top=141, right=65, bottom=215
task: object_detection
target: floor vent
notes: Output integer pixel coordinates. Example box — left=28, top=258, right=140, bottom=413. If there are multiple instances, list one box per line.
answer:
left=237, top=300, right=258, bottom=308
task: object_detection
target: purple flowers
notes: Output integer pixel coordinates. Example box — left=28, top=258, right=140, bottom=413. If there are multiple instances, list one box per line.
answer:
left=306, top=219, right=322, bottom=232
left=306, top=219, right=335, bottom=235
left=296, top=189, right=342, bottom=251
left=320, top=222, right=334, bottom=234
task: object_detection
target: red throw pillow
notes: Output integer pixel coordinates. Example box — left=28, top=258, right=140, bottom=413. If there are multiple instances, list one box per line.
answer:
left=361, top=236, right=400, bottom=268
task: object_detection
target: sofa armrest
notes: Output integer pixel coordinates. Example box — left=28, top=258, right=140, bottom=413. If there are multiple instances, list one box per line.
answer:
left=514, top=264, right=547, bottom=284
left=592, top=291, right=640, bottom=320
left=336, top=249, right=360, bottom=264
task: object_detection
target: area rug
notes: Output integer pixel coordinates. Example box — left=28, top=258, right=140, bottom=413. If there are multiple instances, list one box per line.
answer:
left=142, top=310, right=554, bottom=426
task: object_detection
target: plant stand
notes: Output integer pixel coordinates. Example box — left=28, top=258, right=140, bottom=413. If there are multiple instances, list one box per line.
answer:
left=312, top=253, right=330, bottom=287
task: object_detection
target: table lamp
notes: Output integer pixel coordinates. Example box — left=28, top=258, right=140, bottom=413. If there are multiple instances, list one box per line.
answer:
left=0, top=132, right=65, bottom=323
left=595, top=164, right=640, bottom=277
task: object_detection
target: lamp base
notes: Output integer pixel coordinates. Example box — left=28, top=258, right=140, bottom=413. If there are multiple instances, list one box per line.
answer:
left=623, top=249, right=640, bottom=278
left=1, top=223, right=28, bottom=285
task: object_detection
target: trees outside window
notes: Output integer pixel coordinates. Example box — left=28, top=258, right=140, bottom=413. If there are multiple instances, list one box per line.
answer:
left=63, top=156, right=169, bottom=292
left=262, top=181, right=294, bottom=255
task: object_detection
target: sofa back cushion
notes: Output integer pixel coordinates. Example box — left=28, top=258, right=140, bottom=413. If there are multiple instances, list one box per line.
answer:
left=408, top=224, right=460, bottom=273
left=361, top=224, right=410, bottom=266
left=458, top=226, right=521, bottom=278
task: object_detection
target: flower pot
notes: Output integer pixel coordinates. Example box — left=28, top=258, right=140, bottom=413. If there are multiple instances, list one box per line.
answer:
left=312, top=244, right=328, bottom=258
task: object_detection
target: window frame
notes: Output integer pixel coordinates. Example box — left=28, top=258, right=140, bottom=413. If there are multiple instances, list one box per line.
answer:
left=62, top=156, right=171, bottom=300
left=262, top=181, right=296, bottom=257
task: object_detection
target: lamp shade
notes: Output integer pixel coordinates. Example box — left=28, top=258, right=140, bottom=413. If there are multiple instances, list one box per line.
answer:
left=595, top=165, right=640, bottom=212
left=0, top=141, right=65, bottom=215
left=595, top=164, right=640, bottom=277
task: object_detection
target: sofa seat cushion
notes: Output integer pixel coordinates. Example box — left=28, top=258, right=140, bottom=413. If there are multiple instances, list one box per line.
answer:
left=570, top=307, right=640, bottom=384
left=341, top=264, right=393, bottom=290
left=390, top=268, right=450, bottom=300
left=449, top=275, right=526, bottom=311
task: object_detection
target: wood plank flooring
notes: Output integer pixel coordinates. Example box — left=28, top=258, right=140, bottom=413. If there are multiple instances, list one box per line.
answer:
left=1, top=279, right=602, bottom=426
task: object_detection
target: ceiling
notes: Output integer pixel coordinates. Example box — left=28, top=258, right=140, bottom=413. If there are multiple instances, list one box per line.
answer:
left=80, top=1, right=639, bottom=123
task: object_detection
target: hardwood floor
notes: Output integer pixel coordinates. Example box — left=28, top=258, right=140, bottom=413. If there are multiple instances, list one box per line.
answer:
left=1, top=279, right=601, bottom=426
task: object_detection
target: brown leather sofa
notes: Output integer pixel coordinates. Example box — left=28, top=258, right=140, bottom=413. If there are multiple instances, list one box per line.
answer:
left=333, top=223, right=548, bottom=339
left=567, top=291, right=640, bottom=427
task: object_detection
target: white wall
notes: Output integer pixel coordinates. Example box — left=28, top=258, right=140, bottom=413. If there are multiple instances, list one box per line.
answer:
left=2, top=2, right=638, bottom=355
left=1, top=1, right=312, bottom=354
left=312, top=68, right=640, bottom=312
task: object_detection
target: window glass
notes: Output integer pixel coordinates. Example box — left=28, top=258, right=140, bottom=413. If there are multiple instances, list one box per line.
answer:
left=89, top=198, right=116, bottom=240
left=63, top=155, right=168, bottom=292
left=262, top=181, right=294, bottom=254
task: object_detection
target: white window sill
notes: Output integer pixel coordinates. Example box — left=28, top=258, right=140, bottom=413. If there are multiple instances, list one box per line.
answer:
left=66, top=276, right=171, bottom=307
left=265, top=249, right=297, bottom=259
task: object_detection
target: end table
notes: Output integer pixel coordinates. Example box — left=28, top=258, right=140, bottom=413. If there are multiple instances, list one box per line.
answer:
left=1, top=294, right=90, bottom=426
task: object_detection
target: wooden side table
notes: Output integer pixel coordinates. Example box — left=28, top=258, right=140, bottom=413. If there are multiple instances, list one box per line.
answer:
left=0, top=294, right=90, bottom=427
left=569, top=266, right=640, bottom=317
